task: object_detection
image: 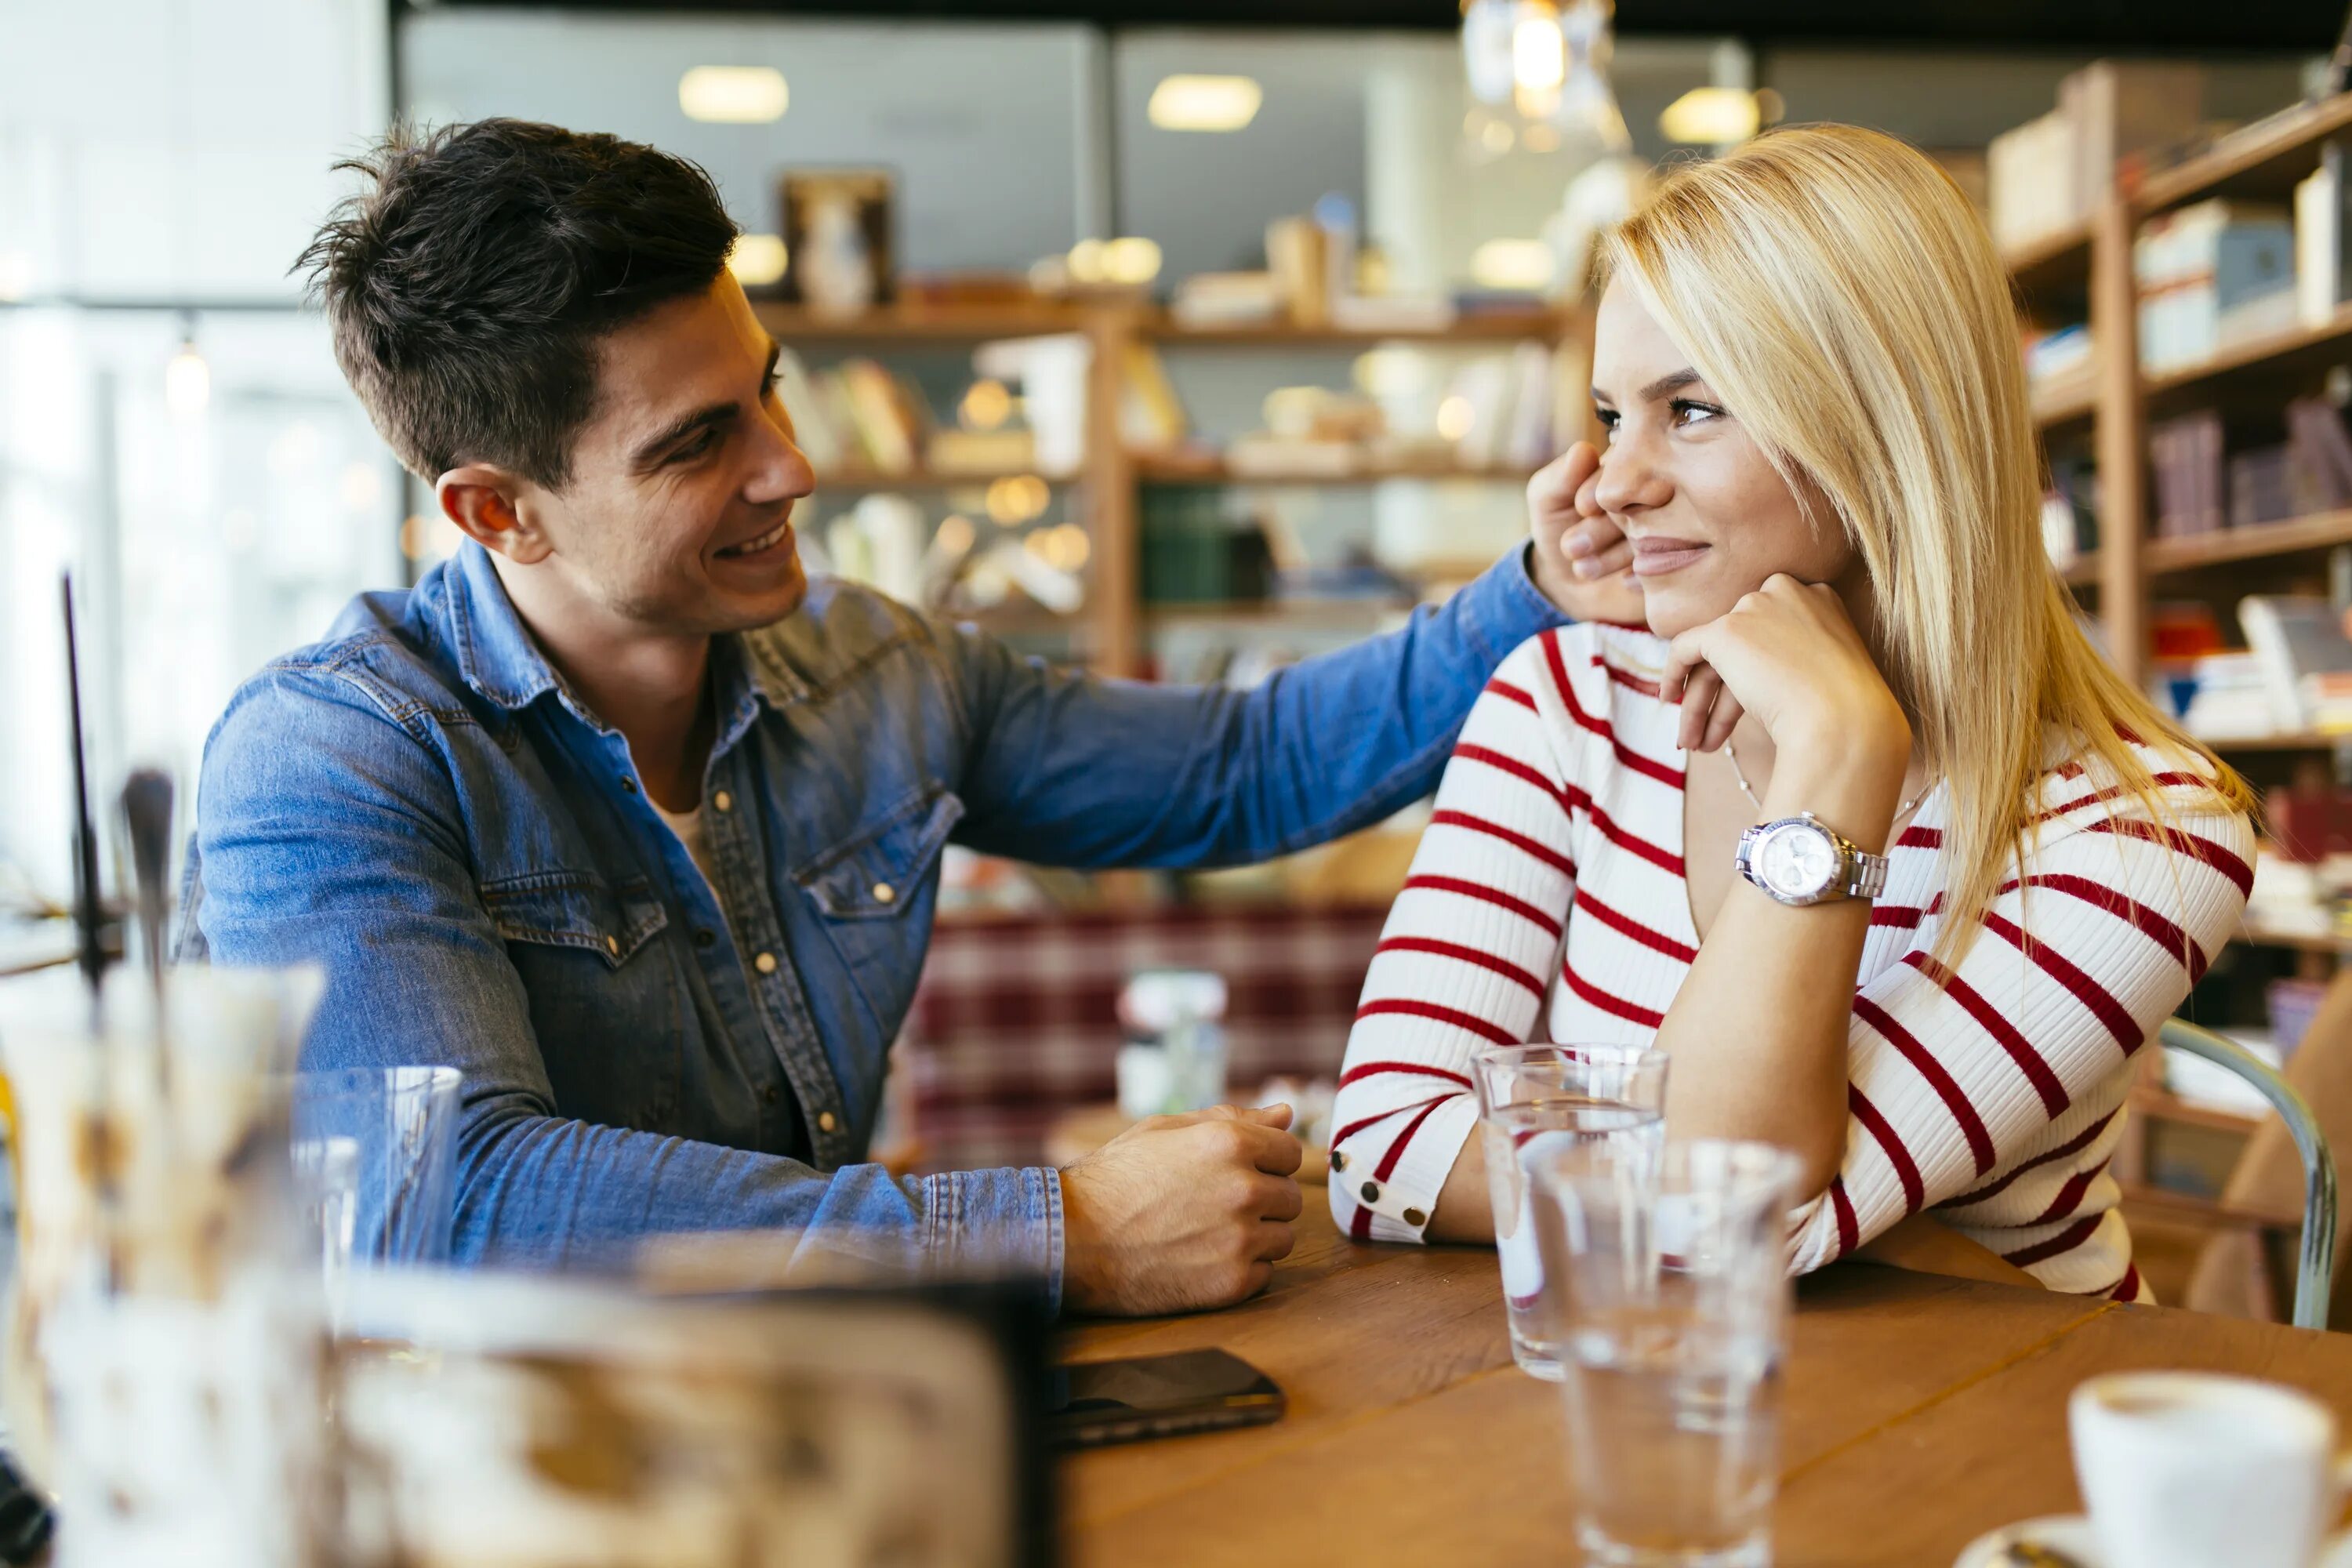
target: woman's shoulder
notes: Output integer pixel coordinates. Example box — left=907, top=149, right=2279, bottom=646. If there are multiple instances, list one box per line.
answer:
left=2026, top=726, right=2256, bottom=862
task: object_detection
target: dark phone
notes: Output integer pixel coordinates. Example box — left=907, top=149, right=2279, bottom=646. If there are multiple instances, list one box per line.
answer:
left=1049, top=1348, right=1285, bottom=1449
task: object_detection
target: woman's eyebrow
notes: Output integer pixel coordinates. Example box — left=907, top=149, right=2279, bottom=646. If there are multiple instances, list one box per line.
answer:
left=1639, top=368, right=1704, bottom=401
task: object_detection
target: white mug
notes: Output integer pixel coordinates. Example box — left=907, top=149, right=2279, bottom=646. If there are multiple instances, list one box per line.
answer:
left=2071, top=1370, right=2352, bottom=1568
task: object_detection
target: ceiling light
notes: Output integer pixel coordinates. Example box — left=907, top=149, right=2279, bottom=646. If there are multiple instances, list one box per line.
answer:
left=1659, top=86, right=1762, bottom=146
left=679, top=66, right=789, bottom=125
left=165, top=337, right=210, bottom=419
left=1512, top=5, right=1566, bottom=96
left=728, top=233, right=789, bottom=287
left=1066, top=238, right=1108, bottom=284
left=1470, top=238, right=1557, bottom=292
left=1148, top=75, right=1262, bottom=133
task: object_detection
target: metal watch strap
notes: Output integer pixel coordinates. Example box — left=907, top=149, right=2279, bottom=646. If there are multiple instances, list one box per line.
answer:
left=1736, top=813, right=1889, bottom=904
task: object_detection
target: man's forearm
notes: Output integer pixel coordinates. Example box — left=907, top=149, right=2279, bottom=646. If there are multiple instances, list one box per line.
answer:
left=454, top=1102, right=1065, bottom=1307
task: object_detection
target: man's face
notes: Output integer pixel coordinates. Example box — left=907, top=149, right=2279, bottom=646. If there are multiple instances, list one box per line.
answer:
left=517, top=274, right=815, bottom=635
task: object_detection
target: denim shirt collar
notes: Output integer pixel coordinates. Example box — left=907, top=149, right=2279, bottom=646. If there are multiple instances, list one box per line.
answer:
left=442, top=539, right=786, bottom=751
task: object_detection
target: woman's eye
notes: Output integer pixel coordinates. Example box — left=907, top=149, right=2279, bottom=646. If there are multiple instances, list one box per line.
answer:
left=1668, top=399, right=1724, bottom=428
left=1593, top=407, right=1620, bottom=438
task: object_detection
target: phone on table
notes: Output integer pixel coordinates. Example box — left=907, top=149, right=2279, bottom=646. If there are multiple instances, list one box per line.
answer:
left=1049, top=1348, right=1285, bottom=1449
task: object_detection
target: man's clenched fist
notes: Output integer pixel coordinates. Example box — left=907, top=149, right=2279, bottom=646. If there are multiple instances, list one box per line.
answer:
left=1059, top=1103, right=1304, bottom=1316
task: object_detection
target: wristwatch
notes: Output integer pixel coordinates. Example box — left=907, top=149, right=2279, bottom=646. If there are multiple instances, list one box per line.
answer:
left=1735, top=812, right=1888, bottom=906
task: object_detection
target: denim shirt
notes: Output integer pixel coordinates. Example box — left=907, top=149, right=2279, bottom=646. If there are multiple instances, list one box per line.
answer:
left=181, top=541, right=1563, bottom=1306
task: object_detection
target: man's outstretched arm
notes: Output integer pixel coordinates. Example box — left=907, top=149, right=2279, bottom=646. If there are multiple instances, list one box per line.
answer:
left=183, top=670, right=1294, bottom=1313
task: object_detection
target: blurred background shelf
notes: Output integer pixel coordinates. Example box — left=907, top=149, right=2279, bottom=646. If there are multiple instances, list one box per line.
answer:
left=2133, top=90, right=2352, bottom=212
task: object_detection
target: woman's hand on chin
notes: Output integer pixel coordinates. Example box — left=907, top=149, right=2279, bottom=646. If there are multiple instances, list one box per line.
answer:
left=1657, top=574, right=1910, bottom=769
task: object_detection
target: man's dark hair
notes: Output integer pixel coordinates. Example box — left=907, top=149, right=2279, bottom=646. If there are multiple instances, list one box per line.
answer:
left=298, top=118, right=739, bottom=488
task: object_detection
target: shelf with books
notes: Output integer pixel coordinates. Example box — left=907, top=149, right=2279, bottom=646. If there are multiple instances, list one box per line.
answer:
left=2143, top=506, right=2352, bottom=573
left=2002, top=220, right=2095, bottom=298
left=755, top=301, right=1087, bottom=343
left=814, top=464, right=1080, bottom=492
left=1142, top=307, right=1570, bottom=347
left=2031, top=373, right=2099, bottom=430
left=2133, top=91, right=2352, bottom=215
left=2206, top=730, right=2349, bottom=753
left=1131, top=452, right=1540, bottom=485
left=2142, top=305, right=2352, bottom=411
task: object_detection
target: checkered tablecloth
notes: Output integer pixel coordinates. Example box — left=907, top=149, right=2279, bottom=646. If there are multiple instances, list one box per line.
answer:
left=895, top=903, right=1390, bottom=1171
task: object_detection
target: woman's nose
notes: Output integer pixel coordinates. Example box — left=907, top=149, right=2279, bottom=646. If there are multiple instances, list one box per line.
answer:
left=1592, top=431, right=1669, bottom=518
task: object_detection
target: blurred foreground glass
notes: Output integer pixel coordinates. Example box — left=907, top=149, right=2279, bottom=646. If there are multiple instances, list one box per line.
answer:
left=291, top=1066, right=460, bottom=1324
left=1530, top=1139, right=1799, bottom=1568
left=1471, top=1043, right=1668, bottom=1380
left=0, top=967, right=329, bottom=1568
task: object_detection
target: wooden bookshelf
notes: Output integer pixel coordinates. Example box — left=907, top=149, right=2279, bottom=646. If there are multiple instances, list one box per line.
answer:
left=815, top=464, right=1079, bottom=492
left=2235, top=918, right=2352, bottom=957
left=2031, top=372, right=2098, bottom=430
left=2143, top=506, right=2352, bottom=572
left=2002, top=220, right=2094, bottom=298
left=1132, top=452, right=1538, bottom=485
left=753, top=296, right=1591, bottom=677
left=2132, top=1087, right=2267, bottom=1138
left=2208, top=731, right=2350, bottom=753
left=1140, top=307, right=1570, bottom=347
left=1145, top=597, right=1413, bottom=628
left=2133, top=92, right=2352, bottom=213
left=2142, top=305, right=2352, bottom=411
left=753, top=301, right=1083, bottom=343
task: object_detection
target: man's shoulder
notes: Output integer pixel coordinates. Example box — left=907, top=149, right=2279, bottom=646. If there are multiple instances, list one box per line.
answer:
left=738, top=572, right=942, bottom=704
left=219, top=568, right=481, bottom=736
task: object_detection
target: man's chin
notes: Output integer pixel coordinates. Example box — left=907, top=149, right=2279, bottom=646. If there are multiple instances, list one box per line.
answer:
left=711, top=554, right=810, bottom=632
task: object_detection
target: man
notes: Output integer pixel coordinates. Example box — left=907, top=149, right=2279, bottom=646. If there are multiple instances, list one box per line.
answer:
left=183, top=119, right=1635, bottom=1315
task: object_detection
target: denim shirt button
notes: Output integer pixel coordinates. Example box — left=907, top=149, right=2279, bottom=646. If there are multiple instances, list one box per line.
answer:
left=753, top=951, right=779, bottom=975
left=871, top=882, right=895, bottom=905
left=604, top=935, right=619, bottom=956
left=817, top=1111, right=838, bottom=1134
left=713, top=790, right=734, bottom=812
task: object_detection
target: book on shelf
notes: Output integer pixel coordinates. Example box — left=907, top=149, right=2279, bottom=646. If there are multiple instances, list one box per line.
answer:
left=2296, top=139, right=2352, bottom=327
left=1989, top=62, right=2205, bottom=256
left=2288, top=396, right=2352, bottom=503
left=1120, top=343, right=1189, bottom=450
left=2240, top=593, right=2352, bottom=731
left=2135, top=200, right=2297, bottom=375
left=2149, top=410, right=2223, bottom=537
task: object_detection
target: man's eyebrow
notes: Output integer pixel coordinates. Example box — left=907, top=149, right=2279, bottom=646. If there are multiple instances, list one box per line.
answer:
left=627, top=341, right=783, bottom=470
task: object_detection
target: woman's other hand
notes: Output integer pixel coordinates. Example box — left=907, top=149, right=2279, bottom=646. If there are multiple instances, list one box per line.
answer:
left=1528, top=442, right=1646, bottom=625
left=1657, top=573, right=1908, bottom=764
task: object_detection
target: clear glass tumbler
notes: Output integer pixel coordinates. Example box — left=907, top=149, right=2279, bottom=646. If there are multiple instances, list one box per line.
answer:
left=1530, top=1138, right=1801, bottom=1568
left=290, top=1066, right=462, bottom=1325
left=1470, top=1043, right=1668, bottom=1380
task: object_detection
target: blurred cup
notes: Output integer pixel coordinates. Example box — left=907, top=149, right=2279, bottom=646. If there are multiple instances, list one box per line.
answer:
left=2071, top=1371, right=2352, bottom=1568
left=1531, top=1138, right=1798, bottom=1568
left=0, top=965, right=328, bottom=1568
left=290, top=1066, right=460, bottom=1327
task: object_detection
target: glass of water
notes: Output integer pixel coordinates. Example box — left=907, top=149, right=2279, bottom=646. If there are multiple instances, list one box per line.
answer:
left=290, top=1066, right=462, bottom=1325
left=1470, top=1043, right=1668, bottom=1380
left=1530, top=1138, right=1801, bottom=1568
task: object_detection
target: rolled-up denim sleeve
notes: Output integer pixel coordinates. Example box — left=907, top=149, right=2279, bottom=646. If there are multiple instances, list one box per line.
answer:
left=946, top=544, right=1566, bottom=866
left=182, top=666, right=1065, bottom=1306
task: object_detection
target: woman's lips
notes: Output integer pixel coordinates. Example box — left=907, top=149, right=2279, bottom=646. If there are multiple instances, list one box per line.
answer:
left=1629, top=538, right=1711, bottom=578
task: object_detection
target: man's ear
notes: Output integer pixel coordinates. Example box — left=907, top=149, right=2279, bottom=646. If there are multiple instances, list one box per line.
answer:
left=437, top=465, right=554, bottom=565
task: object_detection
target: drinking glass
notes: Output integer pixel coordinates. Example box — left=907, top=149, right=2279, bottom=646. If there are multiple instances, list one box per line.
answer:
left=1530, top=1138, right=1801, bottom=1568
left=1470, top=1043, right=1668, bottom=1380
left=290, top=1066, right=462, bottom=1323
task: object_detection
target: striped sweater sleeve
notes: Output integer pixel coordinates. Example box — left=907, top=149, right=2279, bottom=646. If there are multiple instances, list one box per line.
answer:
left=1329, top=633, right=1577, bottom=1243
left=1790, top=763, right=2254, bottom=1289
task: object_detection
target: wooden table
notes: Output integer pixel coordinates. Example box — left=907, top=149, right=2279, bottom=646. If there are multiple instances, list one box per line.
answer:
left=1061, top=1205, right=2352, bottom=1566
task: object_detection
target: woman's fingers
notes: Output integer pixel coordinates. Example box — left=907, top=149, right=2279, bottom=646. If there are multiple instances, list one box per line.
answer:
left=1569, top=528, right=1635, bottom=580
left=1528, top=441, right=1599, bottom=521
left=1677, top=666, right=1724, bottom=753
left=1700, top=684, right=1745, bottom=753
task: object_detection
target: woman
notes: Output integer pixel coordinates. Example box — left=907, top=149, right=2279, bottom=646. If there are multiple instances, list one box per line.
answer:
left=1330, top=125, right=2256, bottom=1299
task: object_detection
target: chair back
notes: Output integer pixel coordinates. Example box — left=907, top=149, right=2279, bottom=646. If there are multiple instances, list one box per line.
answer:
left=2160, top=1018, right=2339, bottom=1331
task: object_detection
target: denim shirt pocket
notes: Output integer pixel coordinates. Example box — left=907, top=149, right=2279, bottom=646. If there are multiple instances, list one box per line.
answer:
left=794, top=786, right=965, bottom=921
left=482, top=871, right=670, bottom=964
left=480, top=871, right=681, bottom=1127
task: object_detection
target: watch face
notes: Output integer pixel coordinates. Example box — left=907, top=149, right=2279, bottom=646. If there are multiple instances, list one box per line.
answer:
left=1755, top=820, right=1839, bottom=900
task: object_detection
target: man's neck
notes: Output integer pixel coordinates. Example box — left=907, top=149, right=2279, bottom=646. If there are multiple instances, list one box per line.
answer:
left=492, top=557, right=716, bottom=813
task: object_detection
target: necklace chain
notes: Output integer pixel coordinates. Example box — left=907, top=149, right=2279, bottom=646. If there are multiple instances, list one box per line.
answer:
left=1724, top=739, right=1931, bottom=825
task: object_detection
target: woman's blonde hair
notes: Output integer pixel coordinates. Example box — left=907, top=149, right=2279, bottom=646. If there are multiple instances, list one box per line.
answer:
left=1602, top=124, right=2253, bottom=960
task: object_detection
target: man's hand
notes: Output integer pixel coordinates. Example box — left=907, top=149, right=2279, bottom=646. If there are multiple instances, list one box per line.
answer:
left=1059, top=1104, right=1304, bottom=1316
left=1527, top=441, right=1644, bottom=625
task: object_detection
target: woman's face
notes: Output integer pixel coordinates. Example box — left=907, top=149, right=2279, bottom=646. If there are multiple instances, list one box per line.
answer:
left=1590, top=280, right=1853, bottom=640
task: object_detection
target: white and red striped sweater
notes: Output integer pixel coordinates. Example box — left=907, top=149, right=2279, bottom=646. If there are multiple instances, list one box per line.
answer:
left=1331, top=623, right=2255, bottom=1298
